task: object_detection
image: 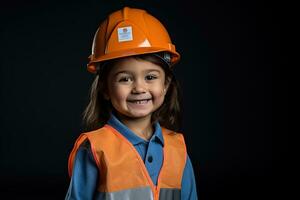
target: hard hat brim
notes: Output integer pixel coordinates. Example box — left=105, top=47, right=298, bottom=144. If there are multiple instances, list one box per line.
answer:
left=87, top=47, right=180, bottom=74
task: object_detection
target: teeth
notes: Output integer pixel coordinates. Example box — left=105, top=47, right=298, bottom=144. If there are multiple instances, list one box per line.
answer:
left=129, top=99, right=150, bottom=104
left=135, top=100, right=148, bottom=104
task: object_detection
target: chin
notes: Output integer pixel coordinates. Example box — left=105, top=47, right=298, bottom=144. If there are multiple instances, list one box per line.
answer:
left=130, top=113, right=151, bottom=119
left=124, top=110, right=152, bottom=119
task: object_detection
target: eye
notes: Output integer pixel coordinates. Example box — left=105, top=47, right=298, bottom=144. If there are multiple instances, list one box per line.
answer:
left=145, top=74, right=158, bottom=81
left=118, top=76, right=132, bottom=82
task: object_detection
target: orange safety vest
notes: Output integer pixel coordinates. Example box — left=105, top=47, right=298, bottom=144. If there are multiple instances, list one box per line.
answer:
left=68, top=124, right=187, bottom=200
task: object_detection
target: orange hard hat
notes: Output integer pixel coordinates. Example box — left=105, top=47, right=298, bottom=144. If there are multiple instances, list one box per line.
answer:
left=87, top=6, right=180, bottom=73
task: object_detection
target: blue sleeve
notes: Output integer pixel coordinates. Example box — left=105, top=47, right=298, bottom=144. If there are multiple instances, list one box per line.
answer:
left=181, top=154, right=198, bottom=200
left=65, top=141, right=99, bottom=200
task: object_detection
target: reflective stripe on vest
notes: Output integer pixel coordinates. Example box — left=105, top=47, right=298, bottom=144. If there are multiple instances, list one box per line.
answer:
left=68, top=124, right=187, bottom=200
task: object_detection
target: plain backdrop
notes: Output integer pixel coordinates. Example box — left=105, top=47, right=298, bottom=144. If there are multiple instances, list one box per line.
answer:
left=0, top=0, right=288, bottom=199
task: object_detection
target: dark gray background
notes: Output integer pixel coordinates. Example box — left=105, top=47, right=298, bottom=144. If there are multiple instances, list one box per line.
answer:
left=0, top=0, right=288, bottom=199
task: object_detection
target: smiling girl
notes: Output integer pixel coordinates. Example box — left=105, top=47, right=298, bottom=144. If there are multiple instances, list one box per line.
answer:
left=65, top=7, right=198, bottom=200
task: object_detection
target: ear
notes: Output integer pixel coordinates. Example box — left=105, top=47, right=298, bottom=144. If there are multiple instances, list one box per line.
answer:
left=164, top=77, right=171, bottom=94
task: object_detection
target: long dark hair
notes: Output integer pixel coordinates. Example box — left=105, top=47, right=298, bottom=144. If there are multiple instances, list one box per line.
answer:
left=82, top=54, right=182, bottom=132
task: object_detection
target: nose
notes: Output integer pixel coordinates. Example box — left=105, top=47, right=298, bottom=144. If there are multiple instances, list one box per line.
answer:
left=132, top=79, right=146, bottom=94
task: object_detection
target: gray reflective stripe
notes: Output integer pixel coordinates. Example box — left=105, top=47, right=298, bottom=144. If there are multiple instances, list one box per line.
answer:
left=95, top=186, right=153, bottom=200
left=159, top=188, right=181, bottom=200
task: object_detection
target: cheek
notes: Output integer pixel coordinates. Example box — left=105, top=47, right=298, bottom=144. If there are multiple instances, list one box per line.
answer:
left=110, top=85, right=128, bottom=102
left=151, top=85, right=166, bottom=101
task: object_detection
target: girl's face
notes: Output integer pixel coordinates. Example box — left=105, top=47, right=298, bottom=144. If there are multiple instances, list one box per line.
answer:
left=106, top=57, right=169, bottom=120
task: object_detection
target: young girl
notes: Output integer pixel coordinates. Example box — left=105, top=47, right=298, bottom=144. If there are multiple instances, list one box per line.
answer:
left=65, top=7, right=198, bottom=200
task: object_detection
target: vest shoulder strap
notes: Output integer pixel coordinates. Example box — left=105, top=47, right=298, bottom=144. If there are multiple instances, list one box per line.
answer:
left=67, top=127, right=109, bottom=177
left=159, top=127, right=187, bottom=189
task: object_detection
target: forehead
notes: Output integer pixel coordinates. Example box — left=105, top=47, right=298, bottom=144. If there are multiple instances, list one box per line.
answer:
left=109, top=57, right=164, bottom=74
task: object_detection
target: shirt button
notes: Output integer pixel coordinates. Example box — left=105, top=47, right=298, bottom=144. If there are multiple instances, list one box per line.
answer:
left=147, top=156, right=153, bottom=163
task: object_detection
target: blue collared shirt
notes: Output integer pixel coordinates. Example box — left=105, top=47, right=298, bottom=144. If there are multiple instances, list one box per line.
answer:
left=65, top=114, right=198, bottom=199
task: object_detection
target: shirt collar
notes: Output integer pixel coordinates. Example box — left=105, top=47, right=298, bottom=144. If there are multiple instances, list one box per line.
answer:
left=107, top=113, right=164, bottom=146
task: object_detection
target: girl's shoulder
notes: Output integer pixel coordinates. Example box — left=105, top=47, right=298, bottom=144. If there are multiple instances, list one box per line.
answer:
left=161, top=127, right=183, bottom=136
left=82, top=125, right=112, bottom=137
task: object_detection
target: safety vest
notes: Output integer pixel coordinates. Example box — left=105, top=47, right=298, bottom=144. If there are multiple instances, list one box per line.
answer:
left=68, top=124, right=187, bottom=200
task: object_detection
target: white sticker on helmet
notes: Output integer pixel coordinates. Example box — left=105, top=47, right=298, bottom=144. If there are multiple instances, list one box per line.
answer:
left=117, top=26, right=133, bottom=42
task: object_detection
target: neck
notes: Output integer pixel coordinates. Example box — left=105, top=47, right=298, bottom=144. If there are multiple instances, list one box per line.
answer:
left=117, top=114, right=153, bottom=141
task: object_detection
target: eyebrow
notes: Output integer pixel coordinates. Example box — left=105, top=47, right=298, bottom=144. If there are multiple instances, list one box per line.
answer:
left=114, top=69, right=161, bottom=76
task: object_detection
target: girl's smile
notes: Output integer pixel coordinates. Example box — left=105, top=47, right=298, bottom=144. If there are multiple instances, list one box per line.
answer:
left=127, top=99, right=152, bottom=104
left=127, top=98, right=152, bottom=110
